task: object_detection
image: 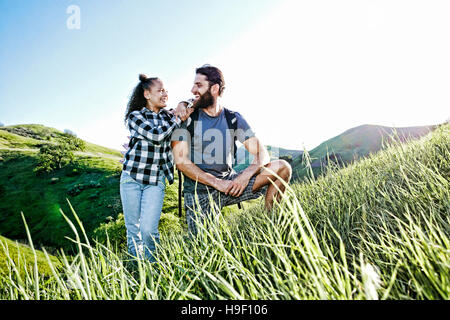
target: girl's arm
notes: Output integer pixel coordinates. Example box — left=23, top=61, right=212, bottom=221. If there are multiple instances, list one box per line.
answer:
left=128, top=111, right=181, bottom=144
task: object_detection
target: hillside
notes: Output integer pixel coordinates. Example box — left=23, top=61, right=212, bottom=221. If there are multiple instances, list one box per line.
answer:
left=0, top=123, right=438, bottom=252
left=0, top=124, right=183, bottom=251
left=0, top=235, right=60, bottom=281
left=1, top=123, right=448, bottom=300
left=292, top=124, right=437, bottom=180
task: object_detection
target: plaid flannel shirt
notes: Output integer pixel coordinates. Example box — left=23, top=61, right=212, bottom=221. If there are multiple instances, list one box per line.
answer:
left=122, top=107, right=181, bottom=185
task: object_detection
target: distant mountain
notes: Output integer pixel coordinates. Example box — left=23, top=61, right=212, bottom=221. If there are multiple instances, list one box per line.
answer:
left=292, top=124, right=437, bottom=180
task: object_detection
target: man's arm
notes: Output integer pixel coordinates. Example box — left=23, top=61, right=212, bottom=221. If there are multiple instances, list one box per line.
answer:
left=226, top=136, right=270, bottom=197
left=171, top=140, right=232, bottom=193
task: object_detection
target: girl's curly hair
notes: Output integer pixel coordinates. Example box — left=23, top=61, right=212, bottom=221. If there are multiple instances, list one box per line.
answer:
left=124, top=74, right=159, bottom=124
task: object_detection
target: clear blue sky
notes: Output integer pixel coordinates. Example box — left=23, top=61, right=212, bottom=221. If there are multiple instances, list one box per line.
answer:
left=0, top=0, right=279, bottom=147
left=1, top=0, right=449, bottom=151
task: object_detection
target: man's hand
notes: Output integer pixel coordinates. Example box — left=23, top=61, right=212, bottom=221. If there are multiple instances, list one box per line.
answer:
left=174, top=102, right=195, bottom=122
left=214, top=179, right=233, bottom=194
left=225, top=174, right=251, bottom=197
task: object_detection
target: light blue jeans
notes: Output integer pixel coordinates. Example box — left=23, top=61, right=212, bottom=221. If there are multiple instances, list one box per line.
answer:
left=119, top=171, right=166, bottom=262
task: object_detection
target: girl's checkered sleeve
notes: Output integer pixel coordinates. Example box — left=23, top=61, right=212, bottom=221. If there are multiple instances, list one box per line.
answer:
left=128, top=111, right=181, bottom=143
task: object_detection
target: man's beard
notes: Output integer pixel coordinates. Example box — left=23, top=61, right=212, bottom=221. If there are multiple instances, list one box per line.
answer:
left=194, top=88, right=215, bottom=109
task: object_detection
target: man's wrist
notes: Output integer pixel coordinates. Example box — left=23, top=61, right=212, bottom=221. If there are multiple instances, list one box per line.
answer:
left=211, top=177, right=222, bottom=190
left=241, top=167, right=257, bottom=180
left=211, top=177, right=219, bottom=189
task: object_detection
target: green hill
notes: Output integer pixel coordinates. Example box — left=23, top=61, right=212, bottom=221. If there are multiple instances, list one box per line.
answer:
left=0, top=235, right=60, bottom=281
left=0, top=123, right=439, bottom=254
left=292, top=124, right=437, bottom=180
left=0, top=124, right=122, bottom=157
left=0, top=124, right=182, bottom=251
left=1, top=123, right=447, bottom=300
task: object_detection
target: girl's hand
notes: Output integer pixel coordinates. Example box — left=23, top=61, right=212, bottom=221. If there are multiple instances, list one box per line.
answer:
left=174, top=102, right=194, bottom=122
left=174, top=102, right=187, bottom=120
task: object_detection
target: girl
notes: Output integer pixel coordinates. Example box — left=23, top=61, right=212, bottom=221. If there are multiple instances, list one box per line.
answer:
left=120, top=74, right=183, bottom=262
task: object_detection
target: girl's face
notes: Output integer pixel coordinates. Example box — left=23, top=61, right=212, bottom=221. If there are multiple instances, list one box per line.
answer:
left=144, top=80, right=168, bottom=109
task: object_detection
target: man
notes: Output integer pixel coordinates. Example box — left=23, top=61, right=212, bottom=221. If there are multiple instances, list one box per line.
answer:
left=172, top=65, right=292, bottom=235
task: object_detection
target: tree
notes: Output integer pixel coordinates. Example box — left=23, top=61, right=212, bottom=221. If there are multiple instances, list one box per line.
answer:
left=60, top=132, right=85, bottom=151
left=34, top=134, right=85, bottom=174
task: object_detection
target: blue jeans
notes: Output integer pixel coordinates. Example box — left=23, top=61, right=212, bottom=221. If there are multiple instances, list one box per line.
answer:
left=120, top=171, right=166, bottom=262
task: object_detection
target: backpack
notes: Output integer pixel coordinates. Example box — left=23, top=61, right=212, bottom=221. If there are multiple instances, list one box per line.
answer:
left=177, top=107, right=243, bottom=217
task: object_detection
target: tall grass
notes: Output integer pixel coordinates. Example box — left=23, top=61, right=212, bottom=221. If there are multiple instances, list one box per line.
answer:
left=0, top=124, right=448, bottom=300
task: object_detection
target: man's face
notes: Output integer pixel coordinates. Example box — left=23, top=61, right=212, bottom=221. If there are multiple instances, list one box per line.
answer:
left=191, top=74, right=215, bottom=109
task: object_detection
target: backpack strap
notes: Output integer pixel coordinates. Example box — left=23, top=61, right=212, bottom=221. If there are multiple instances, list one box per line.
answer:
left=223, top=108, right=243, bottom=210
left=223, top=108, right=238, bottom=166
left=186, top=108, right=200, bottom=140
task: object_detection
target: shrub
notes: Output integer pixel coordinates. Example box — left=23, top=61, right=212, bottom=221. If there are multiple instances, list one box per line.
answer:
left=59, top=133, right=85, bottom=152
left=93, top=213, right=127, bottom=251
left=34, top=143, right=76, bottom=174
left=34, top=134, right=85, bottom=174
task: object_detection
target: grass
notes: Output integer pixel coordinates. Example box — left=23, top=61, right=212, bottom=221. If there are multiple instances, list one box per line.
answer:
left=0, top=235, right=60, bottom=289
left=0, top=124, right=244, bottom=252
left=0, top=129, right=41, bottom=149
left=0, top=124, right=448, bottom=300
left=0, top=124, right=140, bottom=252
left=0, top=149, right=124, bottom=251
left=291, top=124, right=436, bottom=180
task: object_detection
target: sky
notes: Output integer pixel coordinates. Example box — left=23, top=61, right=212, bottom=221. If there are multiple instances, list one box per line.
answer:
left=0, top=0, right=449, bottom=152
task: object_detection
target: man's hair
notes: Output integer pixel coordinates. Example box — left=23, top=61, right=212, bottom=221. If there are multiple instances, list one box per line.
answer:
left=196, top=64, right=225, bottom=96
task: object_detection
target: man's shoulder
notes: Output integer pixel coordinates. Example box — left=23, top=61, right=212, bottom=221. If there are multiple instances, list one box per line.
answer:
left=223, top=107, right=245, bottom=120
left=223, top=106, right=237, bottom=115
left=223, top=108, right=253, bottom=132
left=187, top=107, right=249, bottom=129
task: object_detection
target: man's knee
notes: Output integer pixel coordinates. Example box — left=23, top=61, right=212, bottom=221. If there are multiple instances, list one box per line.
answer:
left=278, top=159, right=292, bottom=180
left=267, top=159, right=292, bottom=180
left=253, top=160, right=291, bottom=191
